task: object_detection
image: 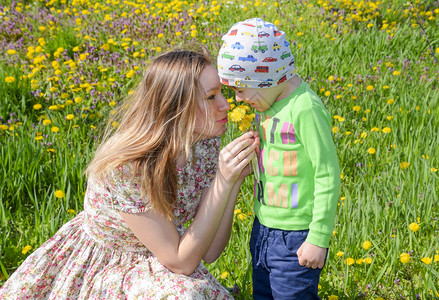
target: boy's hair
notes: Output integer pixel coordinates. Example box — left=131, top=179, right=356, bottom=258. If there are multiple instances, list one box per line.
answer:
left=217, top=18, right=296, bottom=89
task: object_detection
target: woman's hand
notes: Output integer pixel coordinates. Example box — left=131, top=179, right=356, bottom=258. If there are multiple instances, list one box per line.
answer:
left=217, top=131, right=259, bottom=184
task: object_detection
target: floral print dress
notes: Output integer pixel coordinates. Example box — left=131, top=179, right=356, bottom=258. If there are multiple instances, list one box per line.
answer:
left=0, top=137, right=233, bottom=300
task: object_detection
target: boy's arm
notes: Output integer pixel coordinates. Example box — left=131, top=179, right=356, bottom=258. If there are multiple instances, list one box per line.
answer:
left=295, top=106, right=341, bottom=249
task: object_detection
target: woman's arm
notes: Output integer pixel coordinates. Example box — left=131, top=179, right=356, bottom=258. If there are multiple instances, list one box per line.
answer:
left=203, top=131, right=260, bottom=262
left=203, top=131, right=259, bottom=262
left=201, top=176, right=244, bottom=263
left=120, top=132, right=258, bottom=275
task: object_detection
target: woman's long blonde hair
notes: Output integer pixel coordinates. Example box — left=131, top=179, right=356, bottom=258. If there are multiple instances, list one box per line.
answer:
left=87, top=46, right=212, bottom=219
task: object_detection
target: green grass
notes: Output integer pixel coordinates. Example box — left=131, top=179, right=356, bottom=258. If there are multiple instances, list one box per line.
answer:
left=1, top=0, right=438, bottom=298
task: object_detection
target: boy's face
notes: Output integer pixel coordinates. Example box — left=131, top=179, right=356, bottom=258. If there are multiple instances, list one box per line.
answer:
left=231, top=86, right=279, bottom=112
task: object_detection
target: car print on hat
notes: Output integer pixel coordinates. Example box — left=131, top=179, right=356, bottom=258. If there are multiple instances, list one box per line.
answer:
left=218, top=18, right=296, bottom=89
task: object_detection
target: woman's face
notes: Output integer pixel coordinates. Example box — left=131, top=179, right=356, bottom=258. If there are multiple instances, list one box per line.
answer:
left=194, top=64, right=230, bottom=139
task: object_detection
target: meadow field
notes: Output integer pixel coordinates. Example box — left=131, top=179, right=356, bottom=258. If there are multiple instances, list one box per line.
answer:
left=1, top=0, right=438, bottom=298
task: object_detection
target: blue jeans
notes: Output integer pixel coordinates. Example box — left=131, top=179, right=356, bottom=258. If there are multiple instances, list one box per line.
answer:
left=249, top=217, right=325, bottom=299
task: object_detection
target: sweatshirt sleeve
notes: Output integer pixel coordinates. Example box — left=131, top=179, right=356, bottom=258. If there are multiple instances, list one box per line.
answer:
left=295, top=106, right=341, bottom=248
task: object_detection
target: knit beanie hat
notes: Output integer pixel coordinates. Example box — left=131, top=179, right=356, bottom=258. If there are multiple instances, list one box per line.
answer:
left=217, top=18, right=296, bottom=89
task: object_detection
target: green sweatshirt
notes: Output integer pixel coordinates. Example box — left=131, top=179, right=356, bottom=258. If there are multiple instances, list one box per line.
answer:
left=254, top=81, right=341, bottom=248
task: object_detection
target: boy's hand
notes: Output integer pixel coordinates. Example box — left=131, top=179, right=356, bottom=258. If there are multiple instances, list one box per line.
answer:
left=297, top=241, right=327, bottom=269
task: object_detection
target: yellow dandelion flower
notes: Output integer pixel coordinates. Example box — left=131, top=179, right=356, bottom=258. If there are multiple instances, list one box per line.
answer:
left=387, top=99, right=395, bottom=104
left=126, top=70, right=135, bottom=78
left=324, top=91, right=331, bottom=97
left=400, top=162, right=409, bottom=169
left=328, top=296, right=339, bottom=300
left=7, top=49, right=17, bottom=55
left=43, top=119, right=51, bottom=125
left=400, top=253, right=410, bottom=263
left=220, top=271, right=229, bottom=279
left=0, top=125, right=9, bottom=130
left=393, top=71, right=400, bottom=76
left=371, top=127, right=379, bottom=132
left=409, top=222, right=419, bottom=232
left=421, top=257, right=432, bottom=265
left=228, top=107, right=246, bottom=123
left=51, top=126, right=59, bottom=132
left=237, top=213, right=247, bottom=220
left=362, top=241, right=372, bottom=250
left=353, top=106, right=361, bottom=112
left=109, top=101, right=116, bottom=106
left=345, top=258, right=355, bottom=266
left=366, top=85, right=374, bottom=91
left=33, top=104, right=42, bottom=110
left=368, top=148, right=376, bottom=155
left=365, top=257, right=373, bottom=264
left=382, top=127, right=391, bottom=133
left=238, top=114, right=254, bottom=132
left=66, top=114, right=74, bottom=120
left=5, top=76, right=16, bottom=83
left=67, top=209, right=76, bottom=214
left=54, top=190, right=65, bottom=198
left=336, top=251, right=344, bottom=257
left=21, top=245, right=32, bottom=255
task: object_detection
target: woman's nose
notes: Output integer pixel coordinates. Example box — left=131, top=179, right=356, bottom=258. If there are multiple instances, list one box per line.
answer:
left=217, top=94, right=231, bottom=111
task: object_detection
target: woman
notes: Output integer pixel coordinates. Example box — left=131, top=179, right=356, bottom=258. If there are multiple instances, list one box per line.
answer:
left=0, top=46, right=258, bottom=299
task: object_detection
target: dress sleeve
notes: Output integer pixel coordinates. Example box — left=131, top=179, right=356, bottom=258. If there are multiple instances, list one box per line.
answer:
left=196, top=137, right=221, bottom=189
left=104, top=163, right=151, bottom=214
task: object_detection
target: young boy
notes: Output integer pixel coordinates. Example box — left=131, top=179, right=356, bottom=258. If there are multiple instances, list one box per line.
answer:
left=218, top=18, right=341, bottom=299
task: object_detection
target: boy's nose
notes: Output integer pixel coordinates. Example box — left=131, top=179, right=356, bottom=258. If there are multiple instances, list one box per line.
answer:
left=235, top=95, right=244, bottom=102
